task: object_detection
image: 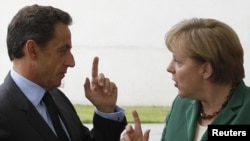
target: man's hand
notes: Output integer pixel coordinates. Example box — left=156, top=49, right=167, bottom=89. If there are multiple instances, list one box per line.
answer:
left=84, top=56, right=118, bottom=113
left=121, top=110, right=150, bottom=141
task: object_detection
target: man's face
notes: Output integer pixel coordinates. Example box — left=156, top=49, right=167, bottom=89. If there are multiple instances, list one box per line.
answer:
left=35, top=22, right=75, bottom=90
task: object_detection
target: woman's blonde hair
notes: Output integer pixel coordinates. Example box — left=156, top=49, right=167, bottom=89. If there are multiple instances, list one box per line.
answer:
left=165, top=18, right=244, bottom=85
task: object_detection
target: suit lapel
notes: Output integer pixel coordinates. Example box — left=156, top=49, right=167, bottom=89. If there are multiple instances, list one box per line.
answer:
left=26, top=104, right=59, bottom=141
left=50, top=89, right=75, bottom=141
left=185, top=100, right=200, bottom=141
left=213, top=83, right=244, bottom=124
left=211, top=83, right=244, bottom=125
left=50, top=89, right=86, bottom=141
left=4, top=73, right=59, bottom=141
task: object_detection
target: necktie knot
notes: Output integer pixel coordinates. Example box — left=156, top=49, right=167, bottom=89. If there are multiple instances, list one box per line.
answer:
left=43, top=91, right=54, bottom=106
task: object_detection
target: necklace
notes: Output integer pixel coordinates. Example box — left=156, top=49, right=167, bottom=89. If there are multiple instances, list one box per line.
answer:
left=200, top=110, right=220, bottom=119
left=199, top=100, right=227, bottom=119
left=199, top=83, right=237, bottom=120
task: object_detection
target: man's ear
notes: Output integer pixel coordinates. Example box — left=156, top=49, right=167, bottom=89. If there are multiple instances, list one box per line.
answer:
left=202, top=62, right=213, bottom=79
left=24, top=40, right=39, bottom=59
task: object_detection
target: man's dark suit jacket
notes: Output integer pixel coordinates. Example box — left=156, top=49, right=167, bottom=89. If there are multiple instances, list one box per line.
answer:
left=0, top=73, right=127, bottom=141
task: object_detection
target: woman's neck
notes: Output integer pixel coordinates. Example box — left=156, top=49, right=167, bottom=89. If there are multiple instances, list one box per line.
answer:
left=198, top=83, right=236, bottom=126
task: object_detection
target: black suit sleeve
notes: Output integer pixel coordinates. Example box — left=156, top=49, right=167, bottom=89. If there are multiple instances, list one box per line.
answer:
left=0, top=113, right=12, bottom=141
left=91, top=113, right=127, bottom=141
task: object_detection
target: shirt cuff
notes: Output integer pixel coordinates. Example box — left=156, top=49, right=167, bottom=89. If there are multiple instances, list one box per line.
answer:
left=95, top=106, right=125, bottom=122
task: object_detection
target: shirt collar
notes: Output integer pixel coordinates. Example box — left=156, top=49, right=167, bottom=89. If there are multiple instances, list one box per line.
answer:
left=10, top=68, right=45, bottom=107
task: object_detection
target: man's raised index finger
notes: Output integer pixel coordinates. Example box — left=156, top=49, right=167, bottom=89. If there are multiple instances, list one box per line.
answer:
left=92, top=57, right=99, bottom=81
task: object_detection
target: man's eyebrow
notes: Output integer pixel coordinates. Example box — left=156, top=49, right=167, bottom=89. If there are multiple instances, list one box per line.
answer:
left=58, top=44, right=72, bottom=50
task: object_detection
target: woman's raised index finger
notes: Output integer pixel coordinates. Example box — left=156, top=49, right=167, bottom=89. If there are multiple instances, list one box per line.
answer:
left=92, top=57, right=99, bottom=80
left=132, top=110, right=142, bottom=130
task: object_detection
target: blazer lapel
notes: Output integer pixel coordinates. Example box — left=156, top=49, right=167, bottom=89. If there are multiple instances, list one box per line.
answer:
left=213, top=83, right=244, bottom=124
left=26, top=105, right=59, bottom=141
left=49, top=89, right=87, bottom=141
left=50, top=89, right=75, bottom=141
left=4, top=73, right=59, bottom=141
left=185, top=100, right=200, bottom=141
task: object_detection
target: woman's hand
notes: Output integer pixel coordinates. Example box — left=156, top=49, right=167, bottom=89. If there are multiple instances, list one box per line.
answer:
left=121, top=110, right=150, bottom=141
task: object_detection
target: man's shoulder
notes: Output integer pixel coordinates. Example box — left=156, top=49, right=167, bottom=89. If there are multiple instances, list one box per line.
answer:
left=0, top=85, right=14, bottom=112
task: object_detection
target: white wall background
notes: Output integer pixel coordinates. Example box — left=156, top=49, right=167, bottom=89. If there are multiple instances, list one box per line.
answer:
left=0, top=0, right=250, bottom=106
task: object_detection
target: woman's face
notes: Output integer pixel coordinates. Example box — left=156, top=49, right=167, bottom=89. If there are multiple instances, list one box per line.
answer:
left=167, top=42, right=206, bottom=98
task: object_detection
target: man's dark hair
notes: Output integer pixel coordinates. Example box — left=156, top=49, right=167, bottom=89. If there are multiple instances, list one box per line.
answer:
left=7, top=4, right=72, bottom=60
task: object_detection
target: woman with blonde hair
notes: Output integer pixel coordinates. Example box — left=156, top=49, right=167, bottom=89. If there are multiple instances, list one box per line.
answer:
left=121, top=18, right=250, bottom=141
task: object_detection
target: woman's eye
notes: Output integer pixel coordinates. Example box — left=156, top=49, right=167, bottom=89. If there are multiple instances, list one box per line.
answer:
left=174, top=59, right=180, bottom=63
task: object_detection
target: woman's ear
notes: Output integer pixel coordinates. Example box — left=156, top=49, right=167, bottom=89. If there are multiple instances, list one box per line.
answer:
left=202, top=62, right=213, bottom=79
left=24, top=40, right=39, bottom=59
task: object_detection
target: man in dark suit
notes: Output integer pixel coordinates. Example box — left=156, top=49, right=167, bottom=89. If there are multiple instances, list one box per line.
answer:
left=0, top=4, right=127, bottom=141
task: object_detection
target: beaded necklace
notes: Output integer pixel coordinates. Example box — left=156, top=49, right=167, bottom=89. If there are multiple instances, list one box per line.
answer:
left=199, top=83, right=237, bottom=119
